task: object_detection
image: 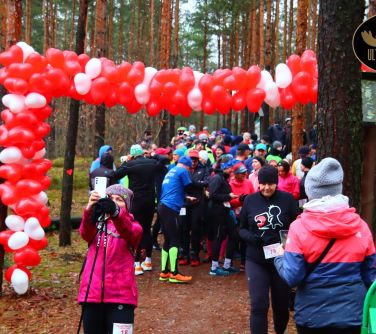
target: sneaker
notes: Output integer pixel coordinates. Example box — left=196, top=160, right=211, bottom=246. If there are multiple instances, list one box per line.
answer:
left=169, top=272, right=192, bottom=283
left=223, top=266, right=240, bottom=274
left=190, top=259, right=200, bottom=267
left=159, top=271, right=171, bottom=281
left=209, top=267, right=230, bottom=276
left=178, top=259, right=189, bottom=266
left=135, top=266, right=144, bottom=276
left=141, top=261, right=152, bottom=271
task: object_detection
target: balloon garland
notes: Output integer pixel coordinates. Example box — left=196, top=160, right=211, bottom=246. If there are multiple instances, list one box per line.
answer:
left=0, top=42, right=317, bottom=294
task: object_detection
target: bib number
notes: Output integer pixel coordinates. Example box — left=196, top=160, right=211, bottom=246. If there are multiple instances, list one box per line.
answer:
left=179, top=207, right=186, bottom=216
left=263, top=243, right=283, bottom=259
left=113, top=323, right=133, bottom=334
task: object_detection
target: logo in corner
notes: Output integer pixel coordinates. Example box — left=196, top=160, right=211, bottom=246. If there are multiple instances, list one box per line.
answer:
left=353, top=16, right=376, bottom=71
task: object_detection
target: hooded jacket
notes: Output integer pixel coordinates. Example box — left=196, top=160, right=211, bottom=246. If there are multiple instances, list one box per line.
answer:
left=77, top=207, right=142, bottom=306
left=278, top=172, right=300, bottom=200
left=274, top=195, right=376, bottom=328
left=229, top=177, right=255, bottom=216
left=90, top=145, right=113, bottom=173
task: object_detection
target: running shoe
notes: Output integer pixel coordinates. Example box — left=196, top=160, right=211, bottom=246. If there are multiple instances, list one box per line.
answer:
left=190, top=259, right=200, bottom=267
left=169, top=272, right=192, bottom=283
left=141, top=261, right=152, bottom=271
left=178, top=259, right=189, bottom=266
left=135, top=266, right=144, bottom=276
left=209, top=267, right=230, bottom=276
left=159, top=271, right=171, bottom=281
left=223, top=266, right=240, bottom=274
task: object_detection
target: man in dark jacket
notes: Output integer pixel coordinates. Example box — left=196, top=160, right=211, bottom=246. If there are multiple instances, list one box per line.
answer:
left=179, top=150, right=209, bottom=266
left=113, top=144, right=162, bottom=275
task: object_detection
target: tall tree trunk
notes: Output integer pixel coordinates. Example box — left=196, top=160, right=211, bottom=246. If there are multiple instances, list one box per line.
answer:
left=251, top=2, right=257, bottom=64
left=259, top=1, right=265, bottom=68
left=93, top=0, right=107, bottom=159
left=107, top=0, right=114, bottom=60
left=317, top=0, right=363, bottom=210
left=287, top=0, right=294, bottom=57
left=282, top=0, right=288, bottom=62
left=25, top=0, right=32, bottom=44
left=149, top=0, right=155, bottom=64
left=0, top=0, right=22, bottom=295
left=274, top=0, right=280, bottom=65
left=59, top=0, right=89, bottom=247
left=291, top=0, right=308, bottom=160
left=117, top=0, right=125, bottom=61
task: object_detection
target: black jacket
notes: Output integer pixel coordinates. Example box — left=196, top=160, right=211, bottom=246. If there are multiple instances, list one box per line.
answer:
left=208, top=170, right=232, bottom=209
left=186, top=162, right=209, bottom=205
left=112, top=156, right=162, bottom=201
left=239, top=190, right=299, bottom=264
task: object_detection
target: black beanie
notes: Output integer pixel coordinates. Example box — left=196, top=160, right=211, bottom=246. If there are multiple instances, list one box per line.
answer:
left=252, top=156, right=265, bottom=166
left=258, top=166, right=278, bottom=185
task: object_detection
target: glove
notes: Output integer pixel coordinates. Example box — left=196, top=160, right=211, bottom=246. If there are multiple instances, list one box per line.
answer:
left=90, top=201, right=105, bottom=225
left=98, top=198, right=120, bottom=217
left=239, top=194, right=247, bottom=202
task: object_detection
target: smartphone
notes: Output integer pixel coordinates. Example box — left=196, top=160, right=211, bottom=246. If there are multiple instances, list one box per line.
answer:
left=94, top=176, right=108, bottom=198
left=279, top=230, right=289, bottom=248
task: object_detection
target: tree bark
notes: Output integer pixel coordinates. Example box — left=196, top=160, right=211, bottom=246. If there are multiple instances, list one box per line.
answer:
left=317, top=0, right=364, bottom=210
left=59, top=0, right=89, bottom=247
left=149, top=0, right=155, bottom=64
left=258, top=0, right=265, bottom=68
left=292, top=0, right=308, bottom=160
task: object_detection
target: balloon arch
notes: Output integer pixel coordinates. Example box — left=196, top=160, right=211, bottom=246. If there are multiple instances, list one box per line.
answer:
left=0, top=42, right=317, bottom=294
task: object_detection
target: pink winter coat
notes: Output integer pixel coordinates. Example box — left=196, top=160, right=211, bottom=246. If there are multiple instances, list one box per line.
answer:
left=278, top=172, right=300, bottom=200
left=77, top=207, right=142, bottom=306
left=229, top=178, right=255, bottom=216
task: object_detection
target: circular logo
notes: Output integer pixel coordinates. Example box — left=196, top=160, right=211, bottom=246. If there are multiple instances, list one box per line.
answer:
left=353, top=16, right=376, bottom=71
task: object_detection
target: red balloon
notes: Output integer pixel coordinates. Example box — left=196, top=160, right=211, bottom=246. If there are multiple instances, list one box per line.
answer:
left=210, top=85, right=227, bottom=101
left=20, top=146, right=36, bottom=160
left=28, top=237, right=48, bottom=251
left=127, top=68, right=143, bottom=86
left=133, top=61, right=145, bottom=72
left=213, top=69, right=232, bottom=85
left=201, top=98, right=216, bottom=115
left=28, top=73, right=54, bottom=95
left=216, top=93, right=232, bottom=114
left=0, top=164, right=23, bottom=183
left=64, top=60, right=81, bottom=77
left=0, top=45, right=23, bottom=67
left=12, top=111, right=38, bottom=129
left=34, top=122, right=51, bottom=139
left=33, top=106, right=52, bottom=121
left=117, top=61, right=132, bottom=81
left=223, top=75, right=238, bottom=91
left=300, top=56, right=317, bottom=76
left=7, top=126, right=35, bottom=145
left=25, top=53, right=48, bottom=73
left=16, top=179, right=43, bottom=197
left=8, top=63, right=34, bottom=80
left=5, top=265, right=32, bottom=282
left=46, top=48, right=65, bottom=69
left=14, top=246, right=41, bottom=266
left=0, top=230, right=15, bottom=250
left=246, top=66, right=261, bottom=89
left=102, top=65, right=119, bottom=83
left=77, top=53, right=90, bottom=72
left=4, top=78, right=29, bottom=95
left=291, top=71, right=312, bottom=104
left=149, top=79, right=163, bottom=97
left=287, top=54, right=301, bottom=76
left=146, top=101, right=160, bottom=117
left=162, top=82, right=179, bottom=97
left=91, top=77, right=111, bottom=104
left=231, top=90, right=247, bottom=111
left=0, top=125, right=9, bottom=146
left=198, top=74, right=215, bottom=95
left=246, top=88, right=266, bottom=113
left=127, top=98, right=142, bottom=114
left=179, top=68, right=195, bottom=93
left=45, top=68, right=70, bottom=96
left=117, top=82, right=134, bottom=105
left=39, top=176, right=51, bottom=190
left=0, top=67, right=9, bottom=85
left=104, top=90, right=118, bottom=108
left=232, top=67, right=248, bottom=90
left=309, top=79, right=318, bottom=104
left=0, top=182, right=18, bottom=205
left=14, top=197, right=43, bottom=216
left=279, top=87, right=296, bottom=110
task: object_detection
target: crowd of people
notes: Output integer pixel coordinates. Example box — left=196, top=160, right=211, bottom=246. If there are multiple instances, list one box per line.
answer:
left=77, top=121, right=375, bottom=334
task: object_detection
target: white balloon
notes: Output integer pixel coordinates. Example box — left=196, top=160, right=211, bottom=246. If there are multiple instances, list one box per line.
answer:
left=11, top=269, right=29, bottom=295
left=8, top=231, right=29, bottom=250
left=25, top=93, right=46, bottom=109
left=256, top=70, right=273, bottom=91
left=193, top=71, right=204, bottom=87
left=134, top=84, right=150, bottom=105
left=74, top=73, right=92, bottom=95
left=187, top=88, right=203, bottom=109
left=2, top=94, right=25, bottom=114
left=32, top=148, right=46, bottom=159
left=5, top=215, right=25, bottom=231
left=85, top=58, right=102, bottom=79
left=265, top=81, right=279, bottom=100
left=25, top=217, right=45, bottom=240
left=0, top=147, right=23, bottom=164
left=142, top=67, right=157, bottom=86
left=275, top=63, right=293, bottom=88
left=33, top=191, right=48, bottom=205
left=16, top=42, right=35, bottom=62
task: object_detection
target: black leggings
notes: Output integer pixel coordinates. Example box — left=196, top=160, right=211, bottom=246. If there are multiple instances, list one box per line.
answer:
left=296, top=326, right=360, bottom=334
left=246, top=260, right=290, bottom=334
left=181, top=203, right=203, bottom=260
left=209, top=206, right=235, bottom=261
left=82, top=303, right=135, bottom=334
left=131, top=199, right=155, bottom=261
left=158, top=203, right=180, bottom=250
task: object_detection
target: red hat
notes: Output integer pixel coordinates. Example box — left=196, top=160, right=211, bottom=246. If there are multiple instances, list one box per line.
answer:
left=188, top=150, right=200, bottom=158
left=155, top=148, right=170, bottom=155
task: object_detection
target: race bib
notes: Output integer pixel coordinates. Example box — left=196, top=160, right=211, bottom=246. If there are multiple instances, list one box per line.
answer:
left=113, top=323, right=133, bottom=334
left=263, top=243, right=283, bottom=259
left=179, top=207, right=186, bottom=216
left=223, top=201, right=231, bottom=208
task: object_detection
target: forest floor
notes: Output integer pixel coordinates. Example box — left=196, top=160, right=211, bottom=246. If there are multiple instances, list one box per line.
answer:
left=0, top=230, right=298, bottom=334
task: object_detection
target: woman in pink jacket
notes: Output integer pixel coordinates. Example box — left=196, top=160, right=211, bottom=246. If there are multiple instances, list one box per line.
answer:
left=78, top=184, right=142, bottom=334
left=277, top=160, right=300, bottom=200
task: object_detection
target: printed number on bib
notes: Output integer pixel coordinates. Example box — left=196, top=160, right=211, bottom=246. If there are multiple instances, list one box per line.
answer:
left=179, top=207, right=186, bottom=216
left=113, top=323, right=133, bottom=334
left=263, top=243, right=283, bottom=259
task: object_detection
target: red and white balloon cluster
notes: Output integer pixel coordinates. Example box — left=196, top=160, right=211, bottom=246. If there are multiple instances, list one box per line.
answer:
left=0, top=42, right=318, bottom=293
left=0, top=42, right=51, bottom=294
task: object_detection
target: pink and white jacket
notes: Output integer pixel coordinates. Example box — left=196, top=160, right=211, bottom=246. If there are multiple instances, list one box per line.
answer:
left=77, top=208, right=142, bottom=306
left=278, top=172, right=300, bottom=200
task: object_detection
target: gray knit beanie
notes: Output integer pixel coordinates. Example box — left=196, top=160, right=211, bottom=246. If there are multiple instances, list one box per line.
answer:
left=305, top=157, right=343, bottom=200
left=106, top=184, right=134, bottom=210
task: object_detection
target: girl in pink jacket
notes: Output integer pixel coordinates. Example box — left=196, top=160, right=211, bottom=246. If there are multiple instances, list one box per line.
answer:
left=277, top=160, right=300, bottom=200
left=78, top=184, right=142, bottom=334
